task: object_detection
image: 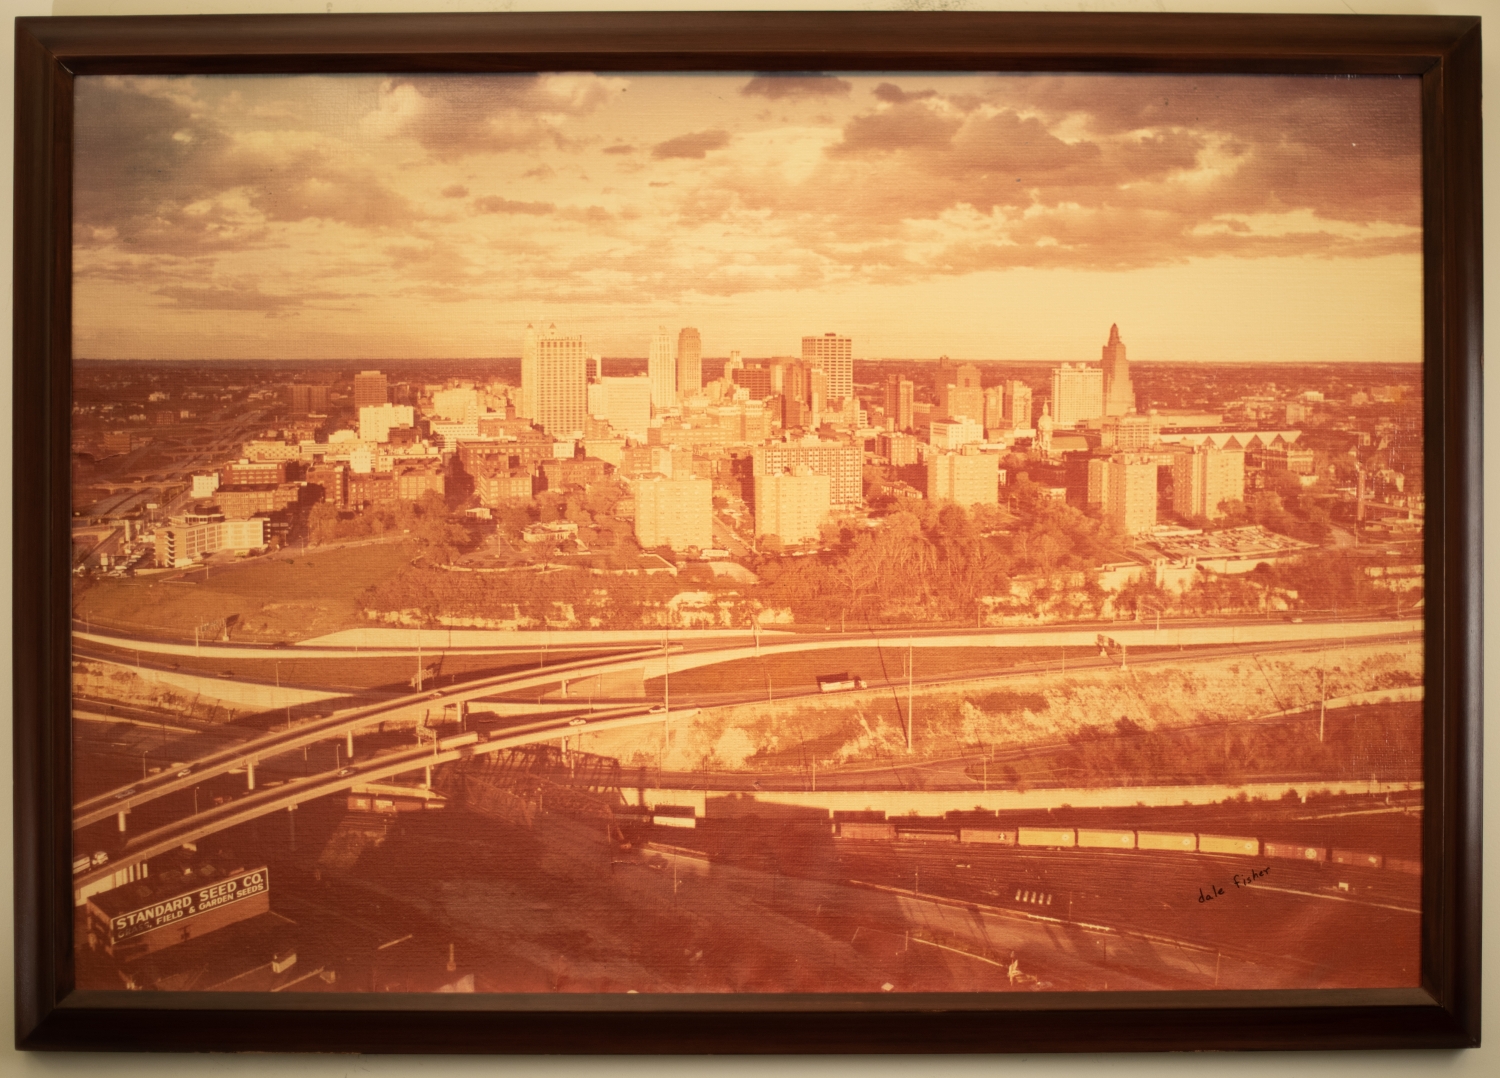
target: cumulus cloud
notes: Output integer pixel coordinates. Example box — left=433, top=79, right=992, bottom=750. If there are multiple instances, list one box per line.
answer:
left=652, top=129, right=732, bottom=159
left=472, top=196, right=555, bottom=216
left=741, top=74, right=853, bottom=100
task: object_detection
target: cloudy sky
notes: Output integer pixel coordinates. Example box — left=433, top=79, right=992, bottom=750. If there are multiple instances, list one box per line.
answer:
left=73, top=71, right=1421, bottom=363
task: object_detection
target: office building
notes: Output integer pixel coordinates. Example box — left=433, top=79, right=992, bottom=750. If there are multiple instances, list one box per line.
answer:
left=359, top=403, right=416, bottom=444
left=884, top=375, right=914, bottom=432
left=723, top=351, right=743, bottom=381
left=879, top=431, right=920, bottom=467
left=534, top=324, right=588, bottom=438
left=1106, top=454, right=1157, bottom=535
left=929, top=416, right=984, bottom=451
left=648, top=325, right=676, bottom=413
left=153, top=513, right=267, bottom=569
left=1101, top=323, right=1136, bottom=417
left=677, top=327, right=703, bottom=400
left=287, top=384, right=328, bottom=414
left=927, top=447, right=999, bottom=508
left=939, top=363, right=984, bottom=425
left=732, top=365, right=773, bottom=401
left=801, top=333, right=853, bottom=401
left=1100, top=413, right=1159, bottom=451
left=753, top=440, right=863, bottom=506
left=1004, top=380, right=1033, bottom=429
left=1173, top=442, right=1246, bottom=521
left=754, top=467, right=831, bottom=547
left=587, top=375, right=653, bottom=440
left=634, top=476, right=713, bottom=551
left=1051, top=364, right=1104, bottom=427
left=352, top=371, right=388, bottom=409
left=431, top=386, right=480, bottom=423
left=220, top=459, right=287, bottom=487
left=518, top=323, right=539, bottom=421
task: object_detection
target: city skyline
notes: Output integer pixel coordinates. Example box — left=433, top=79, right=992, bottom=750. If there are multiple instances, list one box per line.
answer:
left=74, top=73, right=1421, bottom=364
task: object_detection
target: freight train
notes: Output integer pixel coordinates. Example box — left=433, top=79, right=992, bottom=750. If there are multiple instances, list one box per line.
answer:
left=834, top=820, right=1419, bottom=875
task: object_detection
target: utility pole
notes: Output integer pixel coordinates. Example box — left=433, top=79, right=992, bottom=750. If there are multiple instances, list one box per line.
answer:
left=1319, top=667, right=1327, bottom=743
left=417, top=636, right=423, bottom=692
left=907, top=638, right=914, bottom=754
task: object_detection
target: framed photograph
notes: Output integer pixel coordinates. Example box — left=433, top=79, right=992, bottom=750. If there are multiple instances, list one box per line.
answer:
left=12, top=11, right=1480, bottom=1053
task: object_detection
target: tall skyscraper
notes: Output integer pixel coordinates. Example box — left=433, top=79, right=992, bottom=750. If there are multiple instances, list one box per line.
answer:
left=1004, top=380, right=1033, bottom=428
left=884, top=375, right=914, bottom=432
left=1173, top=442, right=1246, bottom=520
left=648, top=325, right=676, bottom=414
left=1101, top=323, right=1136, bottom=417
left=518, top=324, right=539, bottom=421
left=723, top=351, right=743, bottom=381
left=1051, top=363, right=1104, bottom=427
left=677, top=327, right=702, bottom=400
left=534, top=324, right=588, bottom=438
left=1106, top=454, right=1157, bottom=535
left=801, top=333, right=853, bottom=401
left=352, top=370, right=388, bottom=410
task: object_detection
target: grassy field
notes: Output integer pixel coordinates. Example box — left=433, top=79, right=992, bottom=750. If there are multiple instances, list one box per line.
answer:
left=75, top=541, right=417, bottom=643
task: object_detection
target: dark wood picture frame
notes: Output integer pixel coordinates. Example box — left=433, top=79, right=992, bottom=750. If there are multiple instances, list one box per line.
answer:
left=11, top=11, right=1482, bottom=1053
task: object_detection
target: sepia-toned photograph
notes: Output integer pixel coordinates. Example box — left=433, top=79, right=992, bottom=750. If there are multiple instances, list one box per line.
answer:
left=68, top=69, right=1425, bottom=997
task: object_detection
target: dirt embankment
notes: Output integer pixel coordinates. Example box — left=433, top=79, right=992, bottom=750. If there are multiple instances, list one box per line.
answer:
left=578, top=641, right=1422, bottom=775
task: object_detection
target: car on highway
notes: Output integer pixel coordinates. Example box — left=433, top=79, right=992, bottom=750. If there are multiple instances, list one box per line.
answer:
left=113, top=787, right=137, bottom=800
left=648, top=705, right=668, bottom=714
left=176, top=767, right=192, bottom=778
left=567, top=717, right=588, bottom=727
left=428, top=691, right=443, bottom=699
left=337, top=767, right=356, bottom=778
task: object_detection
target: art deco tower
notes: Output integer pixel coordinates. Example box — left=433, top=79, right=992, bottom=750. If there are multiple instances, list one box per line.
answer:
left=1101, top=323, right=1136, bottom=417
left=518, top=323, right=539, bottom=421
left=677, top=327, right=702, bottom=400
left=648, top=325, right=676, bottom=414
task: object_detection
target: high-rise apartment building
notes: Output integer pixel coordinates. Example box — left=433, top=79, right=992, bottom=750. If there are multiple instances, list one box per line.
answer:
left=677, top=327, right=702, bottom=401
left=1173, top=443, right=1246, bottom=521
left=1004, top=380, right=1033, bottom=429
left=883, top=374, right=914, bottom=431
left=801, top=333, right=853, bottom=401
left=586, top=375, right=653, bottom=440
left=1051, top=364, right=1104, bottom=427
left=518, top=324, right=539, bottom=421
left=754, top=467, right=831, bottom=547
left=534, top=324, right=588, bottom=438
left=648, top=325, right=676, bottom=413
left=352, top=370, right=389, bottom=410
left=1106, top=454, right=1157, bottom=535
left=927, top=447, right=999, bottom=508
left=1101, top=323, right=1136, bottom=417
left=634, top=476, right=712, bottom=551
left=753, top=440, right=863, bottom=506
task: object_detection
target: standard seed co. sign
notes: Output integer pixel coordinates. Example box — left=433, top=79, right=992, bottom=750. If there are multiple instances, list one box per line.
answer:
left=110, top=868, right=269, bottom=943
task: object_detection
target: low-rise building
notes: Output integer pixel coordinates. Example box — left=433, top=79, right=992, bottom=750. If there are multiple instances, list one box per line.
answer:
left=153, top=513, right=267, bottom=567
